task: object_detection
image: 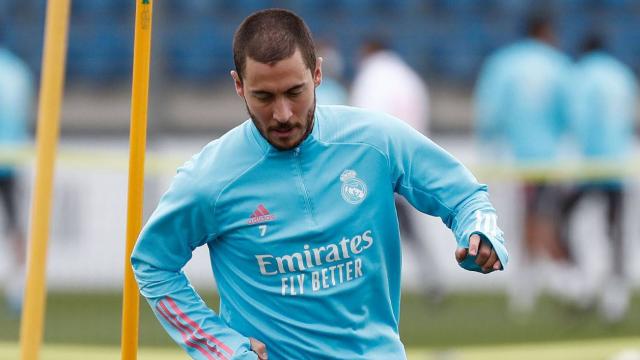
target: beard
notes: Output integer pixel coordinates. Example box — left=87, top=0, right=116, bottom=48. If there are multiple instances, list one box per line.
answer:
left=246, top=93, right=316, bottom=151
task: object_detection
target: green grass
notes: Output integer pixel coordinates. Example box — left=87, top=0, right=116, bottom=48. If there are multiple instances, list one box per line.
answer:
left=1, top=291, right=639, bottom=349
left=2, top=337, right=639, bottom=360
left=399, top=292, right=640, bottom=348
left=412, top=337, right=640, bottom=360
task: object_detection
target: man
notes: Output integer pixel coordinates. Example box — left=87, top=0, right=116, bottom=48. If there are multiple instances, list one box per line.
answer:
left=351, top=38, right=429, bottom=135
left=561, top=34, right=638, bottom=322
left=474, top=15, right=570, bottom=311
left=350, top=38, right=441, bottom=301
left=133, top=9, right=507, bottom=360
left=0, top=44, right=32, bottom=314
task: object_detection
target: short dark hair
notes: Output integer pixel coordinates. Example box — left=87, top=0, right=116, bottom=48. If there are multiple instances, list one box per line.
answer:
left=525, top=15, right=552, bottom=38
left=233, top=8, right=316, bottom=81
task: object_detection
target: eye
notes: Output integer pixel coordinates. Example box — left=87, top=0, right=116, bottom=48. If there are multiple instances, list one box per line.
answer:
left=254, top=93, right=273, bottom=102
left=287, top=89, right=304, bottom=98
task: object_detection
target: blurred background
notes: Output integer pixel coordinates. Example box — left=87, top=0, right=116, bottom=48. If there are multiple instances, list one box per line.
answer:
left=0, top=0, right=639, bottom=358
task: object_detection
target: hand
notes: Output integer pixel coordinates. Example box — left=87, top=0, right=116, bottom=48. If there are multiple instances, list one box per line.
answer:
left=250, top=337, right=268, bottom=360
left=455, top=234, right=501, bottom=273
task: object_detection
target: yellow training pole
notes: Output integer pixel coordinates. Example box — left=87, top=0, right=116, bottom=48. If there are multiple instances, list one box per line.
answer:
left=19, top=0, right=71, bottom=359
left=121, top=0, right=153, bottom=359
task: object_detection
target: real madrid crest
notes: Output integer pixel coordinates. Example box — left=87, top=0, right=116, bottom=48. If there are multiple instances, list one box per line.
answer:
left=340, top=170, right=368, bottom=204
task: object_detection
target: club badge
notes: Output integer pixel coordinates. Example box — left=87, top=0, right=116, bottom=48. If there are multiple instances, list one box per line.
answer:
left=340, top=170, right=367, bottom=205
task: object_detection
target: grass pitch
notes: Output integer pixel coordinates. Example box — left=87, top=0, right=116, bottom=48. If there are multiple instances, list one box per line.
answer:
left=1, top=291, right=638, bottom=358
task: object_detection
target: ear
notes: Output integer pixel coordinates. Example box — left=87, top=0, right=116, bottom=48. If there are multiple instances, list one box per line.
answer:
left=230, top=70, right=244, bottom=97
left=313, top=57, right=323, bottom=88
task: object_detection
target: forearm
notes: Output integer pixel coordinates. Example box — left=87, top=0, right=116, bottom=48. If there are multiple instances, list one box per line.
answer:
left=133, top=262, right=257, bottom=360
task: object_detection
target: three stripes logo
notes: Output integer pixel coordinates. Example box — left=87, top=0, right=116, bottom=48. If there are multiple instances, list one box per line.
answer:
left=247, top=204, right=275, bottom=225
left=474, top=210, right=499, bottom=238
left=156, top=297, right=233, bottom=359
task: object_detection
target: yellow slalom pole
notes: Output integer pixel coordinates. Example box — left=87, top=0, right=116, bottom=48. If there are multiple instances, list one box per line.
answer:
left=121, top=1, right=153, bottom=359
left=18, top=1, right=70, bottom=359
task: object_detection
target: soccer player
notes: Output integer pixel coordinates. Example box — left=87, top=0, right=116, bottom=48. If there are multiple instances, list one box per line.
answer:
left=132, top=9, right=507, bottom=360
left=474, top=15, right=570, bottom=312
left=0, top=44, right=32, bottom=314
left=561, top=34, right=638, bottom=322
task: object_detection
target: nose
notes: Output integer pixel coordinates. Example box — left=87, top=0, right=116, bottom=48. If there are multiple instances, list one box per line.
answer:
left=273, top=97, right=293, bottom=123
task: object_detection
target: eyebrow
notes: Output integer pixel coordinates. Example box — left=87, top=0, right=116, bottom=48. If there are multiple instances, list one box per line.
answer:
left=250, top=82, right=306, bottom=96
left=286, top=83, right=305, bottom=92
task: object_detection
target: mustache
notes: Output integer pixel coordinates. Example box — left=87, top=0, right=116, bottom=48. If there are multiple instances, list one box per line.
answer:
left=269, top=123, right=298, bottom=131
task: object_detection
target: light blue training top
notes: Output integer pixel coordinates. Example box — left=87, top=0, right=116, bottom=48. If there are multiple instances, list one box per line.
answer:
left=567, top=51, right=638, bottom=161
left=0, top=48, right=32, bottom=177
left=474, top=40, right=571, bottom=163
left=132, top=105, right=508, bottom=360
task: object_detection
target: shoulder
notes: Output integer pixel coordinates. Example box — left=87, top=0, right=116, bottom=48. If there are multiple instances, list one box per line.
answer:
left=0, top=49, right=32, bottom=85
left=0, top=49, right=31, bottom=74
left=600, top=55, right=637, bottom=85
left=579, top=54, right=635, bottom=85
left=316, top=105, right=420, bottom=152
left=508, top=41, right=570, bottom=66
left=479, top=44, right=524, bottom=79
left=173, top=121, right=266, bottom=200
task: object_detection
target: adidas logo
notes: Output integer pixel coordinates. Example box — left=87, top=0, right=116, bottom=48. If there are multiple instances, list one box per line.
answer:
left=247, top=204, right=275, bottom=225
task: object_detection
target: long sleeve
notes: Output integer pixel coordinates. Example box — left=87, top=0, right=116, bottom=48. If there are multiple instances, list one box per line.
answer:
left=382, top=116, right=508, bottom=272
left=131, top=157, right=257, bottom=360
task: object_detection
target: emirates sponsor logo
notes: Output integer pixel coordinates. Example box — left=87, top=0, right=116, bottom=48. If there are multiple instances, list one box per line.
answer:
left=255, top=230, right=374, bottom=296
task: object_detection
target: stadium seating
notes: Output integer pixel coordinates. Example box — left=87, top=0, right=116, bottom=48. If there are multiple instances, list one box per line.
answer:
left=163, top=20, right=235, bottom=82
left=1, top=0, right=638, bottom=84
